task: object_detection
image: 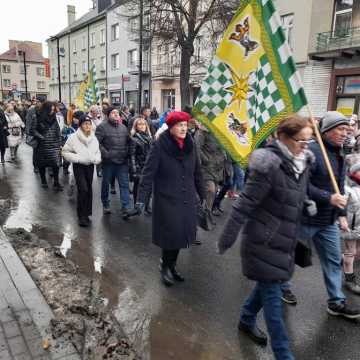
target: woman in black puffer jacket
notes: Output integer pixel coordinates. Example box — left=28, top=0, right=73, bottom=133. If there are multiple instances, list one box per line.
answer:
left=32, top=101, right=63, bottom=191
left=130, top=117, right=153, bottom=209
left=218, top=115, right=314, bottom=360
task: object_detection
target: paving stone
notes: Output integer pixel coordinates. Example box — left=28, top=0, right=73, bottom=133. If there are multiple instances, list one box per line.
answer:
left=0, top=349, right=11, bottom=360
left=14, top=353, right=32, bottom=360
left=21, top=323, right=41, bottom=342
left=0, top=331, right=7, bottom=352
left=14, top=310, right=32, bottom=327
left=3, top=321, right=21, bottom=339
left=0, top=307, right=14, bottom=323
left=7, top=336, right=28, bottom=356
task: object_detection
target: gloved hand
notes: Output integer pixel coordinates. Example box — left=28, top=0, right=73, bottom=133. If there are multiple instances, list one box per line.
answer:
left=135, top=202, right=145, bottom=215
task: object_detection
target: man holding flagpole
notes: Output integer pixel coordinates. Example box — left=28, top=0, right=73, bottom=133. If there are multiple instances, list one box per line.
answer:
left=193, top=0, right=360, bottom=358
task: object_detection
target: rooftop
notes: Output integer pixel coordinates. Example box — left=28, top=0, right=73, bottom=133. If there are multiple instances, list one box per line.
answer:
left=0, top=42, right=46, bottom=63
left=49, top=8, right=106, bottom=40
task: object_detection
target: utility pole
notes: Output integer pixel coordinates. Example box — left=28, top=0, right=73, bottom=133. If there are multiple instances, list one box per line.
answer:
left=18, top=50, right=29, bottom=100
left=56, top=37, right=62, bottom=102
left=138, top=0, right=144, bottom=113
left=22, top=51, right=28, bottom=100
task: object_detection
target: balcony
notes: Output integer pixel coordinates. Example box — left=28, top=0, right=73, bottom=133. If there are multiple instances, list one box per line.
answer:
left=311, top=27, right=360, bottom=60
left=152, top=64, right=178, bottom=80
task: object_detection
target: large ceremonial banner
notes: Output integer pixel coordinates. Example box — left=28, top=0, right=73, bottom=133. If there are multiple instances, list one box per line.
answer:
left=75, top=65, right=100, bottom=111
left=193, top=0, right=308, bottom=166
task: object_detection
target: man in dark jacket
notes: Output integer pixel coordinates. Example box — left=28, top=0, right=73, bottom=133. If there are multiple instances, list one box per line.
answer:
left=95, top=106, right=135, bottom=219
left=301, top=111, right=360, bottom=319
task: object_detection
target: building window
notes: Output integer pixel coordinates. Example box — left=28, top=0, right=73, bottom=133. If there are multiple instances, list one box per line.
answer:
left=82, top=36, right=86, bottom=50
left=129, top=18, right=138, bottom=33
left=19, top=64, right=30, bottom=74
left=111, top=54, right=120, bottom=70
left=73, top=62, right=78, bottom=76
left=62, top=65, right=66, bottom=79
left=127, top=49, right=137, bottom=67
left=162, top=89, right=176, bottom=111
left=82, top=61, right=87, bottom=74
left=281, top=13, right=294, bottom=50
left=90, top=33, right=96, bottom=47
left=49, top=47, right=53, bottom=57
left=51, top=67, right=55, bottom=81
left=73, top=39, right=77, bottom=53
left=91, top=58, right=96, bottom=69
left=1, top=65, right=11, bottom=73
left=37, top=81, right=45, bottom=90
left=36, top=67, right=45, bottom=76
left=111, top=24, right=119, bottom=41
left=101, top=56, right=106, bottom=71
left=100, top=29, right=106, bottom=44
left=333, top=0, right=353, bottom=36
left=3, top=79, right=10, bottom=88
left=20, top=80, right=26, bottom=89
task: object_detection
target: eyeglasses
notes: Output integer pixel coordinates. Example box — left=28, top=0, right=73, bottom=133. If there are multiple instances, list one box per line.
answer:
left=291, top=137, right=315, bottom=145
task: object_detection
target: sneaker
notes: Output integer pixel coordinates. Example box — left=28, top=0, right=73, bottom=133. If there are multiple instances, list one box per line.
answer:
left=193, top=238, right=202, bottom=245
left=238, top=321, right=267, bottom=346
left=281, top=289, right=297, bottom=305
left=41, top=182, right=49, bottom=189
left=212, top=208, right=222, bottom=217
left=327, top=302, right=360, bottom=319
left=103, top=206, right=111, bottom=214
left=54, top=183, right=64, bottom=192
left=344, top=273, right=360, bottom=295
left=78, top=217, right=89, bottom=227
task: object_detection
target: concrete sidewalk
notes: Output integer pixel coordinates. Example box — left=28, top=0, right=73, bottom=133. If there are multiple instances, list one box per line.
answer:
left=0, top=228, right=80, bottom=360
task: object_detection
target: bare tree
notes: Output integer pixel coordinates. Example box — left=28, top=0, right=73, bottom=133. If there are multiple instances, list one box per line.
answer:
left=122, top=0, right=239, bottom=109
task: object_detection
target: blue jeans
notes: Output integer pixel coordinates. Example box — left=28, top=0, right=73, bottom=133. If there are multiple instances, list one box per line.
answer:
left=101, top=163, right=130, bottom=210
left=240, top=282, right=294, bottom=360
left=232, top=164, right=244, bottom=191
left=300, top=223, right=345, bottom=305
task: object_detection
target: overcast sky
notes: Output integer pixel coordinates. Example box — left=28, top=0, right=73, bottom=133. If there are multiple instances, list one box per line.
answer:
left=0, top=0, right=93, bottom=56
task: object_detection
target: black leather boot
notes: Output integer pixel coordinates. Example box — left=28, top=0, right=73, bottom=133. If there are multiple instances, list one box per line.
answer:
left=160, top=264, right=174, bottom=287
left=170, top=265, right=185, bottom=282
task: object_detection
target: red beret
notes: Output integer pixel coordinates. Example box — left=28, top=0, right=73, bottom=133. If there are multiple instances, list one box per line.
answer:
left=165, top=111, right=191, bottom=128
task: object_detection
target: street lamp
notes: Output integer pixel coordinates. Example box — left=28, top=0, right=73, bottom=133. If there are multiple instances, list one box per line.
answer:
left=17, top=50, right=28, bottom=100
left=51, top=37, right=66, bottom=102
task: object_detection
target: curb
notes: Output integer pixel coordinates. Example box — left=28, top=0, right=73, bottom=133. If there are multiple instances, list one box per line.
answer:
left=0, top=227, right=81, bottom=360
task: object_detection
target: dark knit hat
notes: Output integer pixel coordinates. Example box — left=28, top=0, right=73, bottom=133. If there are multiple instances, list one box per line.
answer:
left=320, top=111, right=350, bottom=134
left=79, top=114, right=92, bottom=126
left=73, top=110, right=84, bottom=120
left=166, top=111, right=191, bottom=128
left=106, top=106, right=117, bottom=117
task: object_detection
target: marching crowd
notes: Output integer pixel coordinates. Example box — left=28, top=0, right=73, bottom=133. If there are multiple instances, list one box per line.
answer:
left=1, top=97, right=360, bottom=359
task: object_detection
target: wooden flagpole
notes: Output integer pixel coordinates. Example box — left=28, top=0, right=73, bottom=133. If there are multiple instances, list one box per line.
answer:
left=307, top=105, right=340, bottom=194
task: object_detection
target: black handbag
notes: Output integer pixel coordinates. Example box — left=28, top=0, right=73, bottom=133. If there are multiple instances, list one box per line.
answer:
left=295, top=240, right=312, bottom=268
left=197, top=203, right=212, bottom=231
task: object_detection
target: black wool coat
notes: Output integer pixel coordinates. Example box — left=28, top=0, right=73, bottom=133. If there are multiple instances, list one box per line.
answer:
left=130, top=131, right=152, bottom=177
left=218, top=142, right=313, bottom=282
left=138, top=130, right=205, bottom=250
left=32, top=115, right=62, bottom=168
left=0, top=110, right=9, bottom=150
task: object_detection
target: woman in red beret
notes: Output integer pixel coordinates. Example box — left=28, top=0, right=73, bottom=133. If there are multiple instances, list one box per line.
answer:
left=136, top=111, right=205, bottom=286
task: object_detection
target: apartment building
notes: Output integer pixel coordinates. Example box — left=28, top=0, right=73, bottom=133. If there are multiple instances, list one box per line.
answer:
left=275, top=0, right=360, bottom=118
left=107, top=0, right=151, bottom=109
left=0, top=41, right=50, bottom=101
left=47, top=0, right=112, bottom=105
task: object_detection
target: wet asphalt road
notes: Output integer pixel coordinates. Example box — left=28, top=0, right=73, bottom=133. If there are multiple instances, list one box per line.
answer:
left=1, top=144, right=360, bottom=360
